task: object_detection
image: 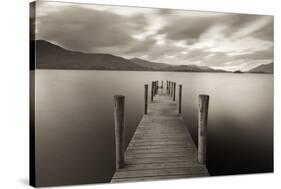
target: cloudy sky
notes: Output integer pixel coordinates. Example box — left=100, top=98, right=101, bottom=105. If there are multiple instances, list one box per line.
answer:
left=35, top=1, right=273, bottom=71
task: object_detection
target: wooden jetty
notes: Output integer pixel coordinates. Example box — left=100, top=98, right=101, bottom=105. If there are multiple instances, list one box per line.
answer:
left=111, top=81, right=209, bottom=183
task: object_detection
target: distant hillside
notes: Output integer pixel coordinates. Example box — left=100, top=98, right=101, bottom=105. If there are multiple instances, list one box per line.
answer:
left=130, top=58, right=226, bottom=72
left=167, top=64, right=227, bottom=72
left=247, top=63, right=273, bottom=74
left=36, top=40, right=145, bottom=70
left=35, top=40, right=228, bottom=72
left=130, top=58, right=170, bottom=69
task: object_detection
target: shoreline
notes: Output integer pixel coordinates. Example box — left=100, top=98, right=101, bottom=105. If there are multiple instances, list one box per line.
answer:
left=35, top=68, right=273, bottom=74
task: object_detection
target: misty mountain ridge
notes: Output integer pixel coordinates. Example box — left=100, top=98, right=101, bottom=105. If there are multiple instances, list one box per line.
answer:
left=36, top=40, right=144, bottom=70
left=35, top=40, right=262, bottom=73
left=247, top=63, right=273, bottom=74
left=130, top=58, right=171, bottom=69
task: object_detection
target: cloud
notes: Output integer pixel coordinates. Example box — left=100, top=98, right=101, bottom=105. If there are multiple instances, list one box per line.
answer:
left=158, top=12, right=273, bottom=44
left=158, top=16, right=215, bottom=43
left=36, top=4, right=149, bottom=53
left=35, top=1, right=273, bottom=71
left=250, top=17, right=274, bottom=41
left=171, top=46, right=273, bottom=71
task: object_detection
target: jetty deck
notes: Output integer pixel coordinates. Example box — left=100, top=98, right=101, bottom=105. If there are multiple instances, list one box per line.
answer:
left=111, top=87, right=209, bottom=183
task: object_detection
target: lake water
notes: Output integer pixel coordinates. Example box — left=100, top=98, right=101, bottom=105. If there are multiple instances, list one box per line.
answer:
left=35, top=70, right=273, bottom=186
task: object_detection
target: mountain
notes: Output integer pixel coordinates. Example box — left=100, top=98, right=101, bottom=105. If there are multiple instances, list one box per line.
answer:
left=35, top=40, right=145, bottom=70
left=167, top=64, right=227, bottom=72
left=247, top=63, right=273, bottom=74
left=233, top=70, right=243, bottom=73
left=130, top=58, right=170, bottom=69
left=129, top=58, right=226, bottom=72
left=35, top=40, right=227, bottom=72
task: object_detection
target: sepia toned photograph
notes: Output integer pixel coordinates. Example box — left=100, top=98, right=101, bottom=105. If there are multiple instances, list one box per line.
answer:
left=30, top=1, right=273, bottom=187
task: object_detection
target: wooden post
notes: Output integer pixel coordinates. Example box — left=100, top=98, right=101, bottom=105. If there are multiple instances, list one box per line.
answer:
left=167, top=81, right=170, bottom=95
left=114, top=95, right=125, bottom=169
left=153, top=81, right=156, bottom=96
left=171, top=82, right=173, bottom=98
left=144, top=84, right=148, bottom=114
left=173, top=82, right=176, bottom=101
left=152, top=81, right=154, bottom=96
left=155, top=81, right=159, bottom=95
left=153, top=81, right=155, bottom=96
left=156, top=81, right=158, bottom=94
left=198, top=95, right=209, bottom=164
left=170, top=82, right=172, bottom=96
left=171, top=82, right=173, bottom=96
left=169, top=81, right=171, bottom=95
left=154, top=82, right=156, bottom=96
left=166, top=80, right=168, bottom=89
left=168, top=81, right=170, bottom=95
left=151, top=82, right=154, bottom=102
left=152, top=81, right=155, bottom=97
left=161, top=80, right=163, bottom=88
left=179, top=85, right=182, bottom=114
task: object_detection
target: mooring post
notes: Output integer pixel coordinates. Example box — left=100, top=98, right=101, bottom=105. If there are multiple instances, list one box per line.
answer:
left=144, top=84, right=148, bottom=114
left=198, top=95, right=209, bottom=164
left=153, top=81, right=155, bottom=96
left=161, top=80, right=163, bottom=88
left=179, top=85, right=182, bottom=114
left=168, top=81, right=170, bottom=95
left=156, top=81, right=158, bottom=95
left=171, top=82, right=173, bottom=96
left=154, top=81, right=156, bottom=96
left=167, top=81, right=170, bottom=95
left=169, top=81, right=171, bottom=95
left=113, top=95, right=125, bottom=169
left=153, top=81, right=157, bottom=96
left=170, top=82, right=172, bottom=96
left=173, top=82, right=176, bottom=101
left=166, top=80, right=168, bottom=89
left=171, top=82, right=173, bottom=98
left=155, top=80, right=159, bottom=94
left=152, top=81, right=154, bottom=96
left=151, top=82, right=154, bottom=102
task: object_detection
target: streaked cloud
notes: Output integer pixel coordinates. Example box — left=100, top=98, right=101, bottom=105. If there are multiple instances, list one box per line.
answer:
left=35, top=1, right=273, bottom=71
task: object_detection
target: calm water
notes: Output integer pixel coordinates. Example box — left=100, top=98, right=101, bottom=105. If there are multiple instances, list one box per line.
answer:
left=35, top=70, right=273, bottom=186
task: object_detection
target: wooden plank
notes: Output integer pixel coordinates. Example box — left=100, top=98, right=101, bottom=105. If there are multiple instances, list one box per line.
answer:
left=135, top=131, right=186, bottom=135
left=126, top=147, right=193, bottom=154
left=112, top=167, right=208, bottom=179
left=111, top=174, right=208, bottom=183
left=129, top=141, right=191, bottom=146
left=132, top=137, right=189, bottom=142
left=126, top=151, right=195, bottom=159
left=130, top=141, right=189, bottom=146
left=120, top=161, right=207, bottom=171
left=133, top=134, right=189, bottom=138
left=124, top=156, right=198, bottom=164
left=126, top=145, right=192, bottom=151
left=127, top=144, right=192, bottom=149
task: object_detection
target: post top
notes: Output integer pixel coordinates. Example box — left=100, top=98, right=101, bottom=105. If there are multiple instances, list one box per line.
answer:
left=199, top=94, right=209, bottom=99
left=114, top=95, right=125, bottom=99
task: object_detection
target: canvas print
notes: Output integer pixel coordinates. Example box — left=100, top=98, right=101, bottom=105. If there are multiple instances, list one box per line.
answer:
left=30, top=1, right=274, bottom=187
